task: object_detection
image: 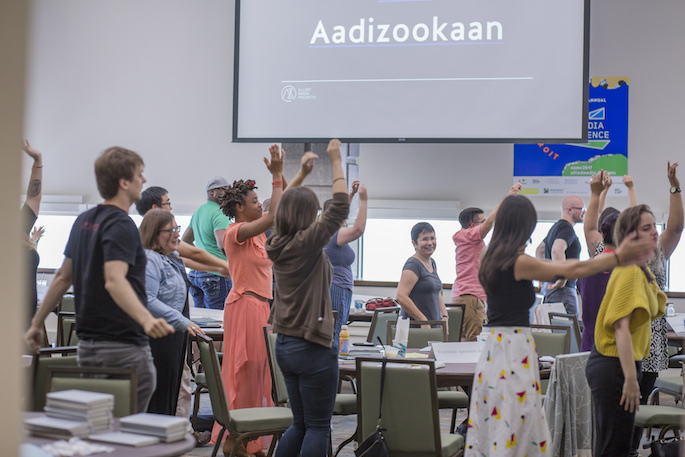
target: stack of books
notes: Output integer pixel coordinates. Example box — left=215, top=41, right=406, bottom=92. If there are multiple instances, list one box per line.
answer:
left=25, top=390, right=114, bottom=439
left=119, top=413, right=190, bottom=442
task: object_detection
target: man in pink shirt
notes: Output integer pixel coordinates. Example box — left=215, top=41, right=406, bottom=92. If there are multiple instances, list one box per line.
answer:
left=451, top=183, right=522, bottom=340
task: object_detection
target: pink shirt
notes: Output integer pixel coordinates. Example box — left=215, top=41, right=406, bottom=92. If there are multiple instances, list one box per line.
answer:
left=224, top=222, right=273, bottom=304
left=451, top=225, right=486, bottom=301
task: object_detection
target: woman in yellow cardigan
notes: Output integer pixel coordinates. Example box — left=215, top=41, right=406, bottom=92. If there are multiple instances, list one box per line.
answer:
left=585, top=204, right=666, bottom=457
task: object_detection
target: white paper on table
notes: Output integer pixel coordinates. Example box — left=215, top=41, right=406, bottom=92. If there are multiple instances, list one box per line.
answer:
left=430, top=342, right=485, bottom=364
left=666, top=313, right=685, bottom=335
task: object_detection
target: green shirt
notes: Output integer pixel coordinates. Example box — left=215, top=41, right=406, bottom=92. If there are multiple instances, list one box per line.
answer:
left=189, top=201, right=230, bottom=265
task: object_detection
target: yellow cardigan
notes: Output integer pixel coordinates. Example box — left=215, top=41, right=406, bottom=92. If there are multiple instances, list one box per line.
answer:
left=594, top=265, right=666, bottom=360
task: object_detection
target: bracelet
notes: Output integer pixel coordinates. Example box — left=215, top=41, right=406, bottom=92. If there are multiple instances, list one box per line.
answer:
left=613, top=252, right=620, bottom=265
left=32, top=165, right=43, bottom=168
left=442, top=315, right=448, bottom=319
left=272, top=179, right=283, bottom=188
left=333, top=177, right=345, bottom=184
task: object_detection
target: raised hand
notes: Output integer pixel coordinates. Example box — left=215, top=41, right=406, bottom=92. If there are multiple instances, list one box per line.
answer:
left=510, top=182, right=522, bottom=195
left=264, top=144, right=285, bottom=177
left=327, top=138, right=342, bottom=162
left=590, top=170, right=604, bottom=195
left=622, top=175, right=634, bottom=189
left=358, top=183, right=368, bottom=201
left=301, top=151, right=318, bottom=176
left=350, top=179, right=360, bottom=196
left=667, top=161, right=679, bottom=188
left=23, top=139, right=42, bottom=162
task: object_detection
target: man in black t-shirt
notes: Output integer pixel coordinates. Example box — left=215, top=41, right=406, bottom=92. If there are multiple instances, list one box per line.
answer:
left=25, top=147, right=173, bottom=413
left=535, top=195, right=585, bottom=315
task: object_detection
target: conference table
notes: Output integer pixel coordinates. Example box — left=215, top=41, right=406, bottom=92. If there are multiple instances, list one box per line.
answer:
left=23, top=413, right=195, bottom=457
left=338, top=351, right=551, bottom=389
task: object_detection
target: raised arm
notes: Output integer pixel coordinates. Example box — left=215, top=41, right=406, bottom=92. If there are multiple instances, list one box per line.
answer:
left=237, top=144, right=284, bottom=242
left=23, top=140, right=43, bottom=216
left=336, top=183, right=368, bottom=245
left=479, top=182, right=522, bottom=238
left=597, top=173, right=612, bottom=217
left=285, top=151, right=318, bottom=190
left=660, top=161, right=683, bottom=259
left=623, top=175, right=637, bottom=207
left=328, top=139, right=347, bottom=195
left=584, top=170, right=605, bottom=256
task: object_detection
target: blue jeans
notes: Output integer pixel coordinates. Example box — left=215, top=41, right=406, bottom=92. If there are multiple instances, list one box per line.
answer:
left=188, top=270, right=231, bottom=310
left=541, top=283, right=578, bottom=315
left=330, top=284, right=352, bottom=344
left=275, top=335, right=338, bottom=457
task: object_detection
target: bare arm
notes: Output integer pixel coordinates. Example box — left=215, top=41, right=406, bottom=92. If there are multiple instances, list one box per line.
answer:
left=515, top=231, right=654, bottom=283
left=104, top=260, right=173, bottom=338
left=623, top=175, right=637, bottom=207
left=614, top=314, right=640, bottom=413
left=23, top=140, right=43, bottom=216
left=177, top=241, right=229, bottom=276
left=24, top=257, right=73, bottom=353
left=597, top=175, right=611, bottom=217
left=584, top=171, right=605, bottom=256
left=337, top=184, right=368, bottom=245
left=328, top=139, right=347, bottom=195
left=395, top=269, right=428, bottom=321
left=181, top=227, right=194, bottom=245
left=535, top=240, right=546, bottom=259
left=660, top=161, right=683, bottom=259
left=237, top=144, right=285, bottom=242
left=479, top=182, right=522, bottom=238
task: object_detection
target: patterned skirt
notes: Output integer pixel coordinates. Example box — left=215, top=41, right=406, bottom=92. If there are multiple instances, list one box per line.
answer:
left=465, top=327, right=551, bottom=457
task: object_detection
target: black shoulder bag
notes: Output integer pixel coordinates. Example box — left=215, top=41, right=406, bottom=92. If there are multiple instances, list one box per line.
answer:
left=355, top=359, right=390, bottom=457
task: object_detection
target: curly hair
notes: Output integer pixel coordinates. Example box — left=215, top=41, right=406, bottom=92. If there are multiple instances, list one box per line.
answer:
left=216, top=179, right=257, bottom=219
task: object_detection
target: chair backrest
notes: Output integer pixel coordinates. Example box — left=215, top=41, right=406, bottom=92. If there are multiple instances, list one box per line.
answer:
left=548, top=312, right=581, bottom=353
left=263, top=326, right=289, bottom=407
left=30, top=346, right=79, bottom=411
left=531, top=324, right=571, bottom=357
left=356, top=358, right=442, bottom=456
left=387, top=320, right=448, bottom=348
left=59, top=294, right=75, bottom=313
left=533, top=302, right=567, bottom=325
left=56, top=311, right=77, bottom=347
left=445, top=304, right=465, bottom=342
left=196, top=334, right=231, bottom=430
left=366, top=306, right=400, bottom=344
left=46, top=366, right=136, bottom=417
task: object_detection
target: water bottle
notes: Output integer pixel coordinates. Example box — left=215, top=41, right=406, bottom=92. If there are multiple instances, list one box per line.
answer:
left=339, top=325, right=350, bottom=355
left=666, top=303, right=675, bottom=318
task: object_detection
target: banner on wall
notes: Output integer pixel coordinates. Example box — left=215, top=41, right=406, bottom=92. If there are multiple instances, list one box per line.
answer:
left=513, top=77, right=629, bottom=196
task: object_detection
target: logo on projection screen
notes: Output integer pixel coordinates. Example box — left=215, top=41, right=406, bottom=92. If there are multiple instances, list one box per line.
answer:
left=281, top=86, right=296, bottom=102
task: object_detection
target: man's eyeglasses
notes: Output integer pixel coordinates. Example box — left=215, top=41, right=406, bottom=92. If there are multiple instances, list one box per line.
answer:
left=159, top=225, right=181, bottom=234
left=570, top=206, right=586, bottom=212
left=160, top=201, right=172, bottom=207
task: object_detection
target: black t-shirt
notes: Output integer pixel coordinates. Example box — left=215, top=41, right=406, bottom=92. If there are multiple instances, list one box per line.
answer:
left=487, top=264, right=535, bottom=327
left=64, top=204, right=148, bottom=345
left=23, top=204, right=39, bottom=323
left=543, top=219, right=581, bottom=288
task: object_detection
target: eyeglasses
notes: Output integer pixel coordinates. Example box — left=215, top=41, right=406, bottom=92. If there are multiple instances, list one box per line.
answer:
left=158, top=225, right=181, bottom=234
left=160, top=201, right=172, bottom=207
left=571, top=206, right=586, bottom=212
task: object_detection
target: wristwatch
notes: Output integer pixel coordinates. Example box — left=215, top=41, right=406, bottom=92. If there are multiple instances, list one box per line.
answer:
left=670, top=186, right=681, bottom=194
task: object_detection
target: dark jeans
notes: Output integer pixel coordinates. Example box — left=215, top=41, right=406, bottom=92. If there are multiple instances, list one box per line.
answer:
left=188, top=270, right=231, bottom=310
left=330, top=284, right=352, bottom=344
left=586, top=346, right=642, bottom=457
left=542, top=284, right=578, bottom=315
left=275, top=334, right=338, bottom=457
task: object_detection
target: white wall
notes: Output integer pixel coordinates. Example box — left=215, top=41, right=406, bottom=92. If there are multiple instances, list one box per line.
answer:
left=23, top=0, right=685, bottom=220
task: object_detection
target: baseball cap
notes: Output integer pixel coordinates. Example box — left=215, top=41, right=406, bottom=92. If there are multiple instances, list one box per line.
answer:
left=206, top=176, right=229, bottom=192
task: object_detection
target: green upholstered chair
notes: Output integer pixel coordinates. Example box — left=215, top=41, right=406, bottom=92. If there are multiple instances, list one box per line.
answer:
left=386, top=320, right=448, bottom=348
left=262, top=326, right=357, bottom=457
left=445, top=304, right=465, bottom=342
left=196, top=334, right=292, bottom=457
left=356, top=357, right=464, bottom=457
left=46, top=365, right=137, bottom=417
left=366, top=306, right=400, bottom=345
left=30, top=346, right=78, bottom=411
